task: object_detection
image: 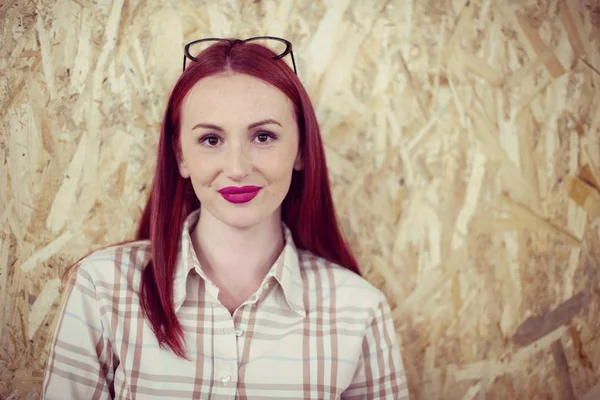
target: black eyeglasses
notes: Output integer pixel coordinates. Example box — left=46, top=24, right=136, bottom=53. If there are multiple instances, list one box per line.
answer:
left=182, top=36, right=298, bottom=75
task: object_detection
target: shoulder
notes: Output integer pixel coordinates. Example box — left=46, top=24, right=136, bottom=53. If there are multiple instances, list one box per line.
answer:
left=297, top=249, right=387, bottom=312
left=72, top=240, right=151, bottom=292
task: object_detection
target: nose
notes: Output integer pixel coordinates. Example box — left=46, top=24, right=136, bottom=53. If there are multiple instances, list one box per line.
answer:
left=223, top=142, right=252, bottom=180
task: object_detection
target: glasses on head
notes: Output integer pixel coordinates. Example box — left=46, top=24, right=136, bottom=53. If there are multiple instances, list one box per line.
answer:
left=182, top=36, right=298, bottom=75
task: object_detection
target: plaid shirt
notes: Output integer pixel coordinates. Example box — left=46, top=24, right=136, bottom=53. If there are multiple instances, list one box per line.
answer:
left=42, top=210, right=408, bottom=399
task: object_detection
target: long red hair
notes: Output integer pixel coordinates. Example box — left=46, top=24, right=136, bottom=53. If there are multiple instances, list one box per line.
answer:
left=136, top=40, right=359, bottom=358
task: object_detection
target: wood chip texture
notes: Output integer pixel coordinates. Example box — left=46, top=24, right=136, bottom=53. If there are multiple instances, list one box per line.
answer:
left=1, top=0, right=600, bottom=398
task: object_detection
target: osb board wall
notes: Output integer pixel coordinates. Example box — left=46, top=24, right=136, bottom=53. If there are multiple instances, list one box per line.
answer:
left=1, top=0, right=599, bottom=398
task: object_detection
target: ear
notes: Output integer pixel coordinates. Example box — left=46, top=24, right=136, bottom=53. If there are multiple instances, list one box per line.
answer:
left=179, top=159, right=191, bottom=179
left=293, top=151, right=304, bottom=171
left=173, top=140, right=190, bottom=178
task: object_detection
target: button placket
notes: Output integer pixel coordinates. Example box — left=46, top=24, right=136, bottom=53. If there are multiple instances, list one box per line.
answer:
left=220, top=374, right=232, bottom=386
left=211, top=306, right=238, bottom=392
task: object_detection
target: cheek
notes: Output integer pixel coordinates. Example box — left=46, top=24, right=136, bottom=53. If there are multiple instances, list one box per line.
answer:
left=185, top=155, right=218, bottom=185
left=259, top=151, right=297, bottom=182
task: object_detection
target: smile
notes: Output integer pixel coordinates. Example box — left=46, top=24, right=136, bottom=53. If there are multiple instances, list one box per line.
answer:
left=218, top=186, right=262, bottom=204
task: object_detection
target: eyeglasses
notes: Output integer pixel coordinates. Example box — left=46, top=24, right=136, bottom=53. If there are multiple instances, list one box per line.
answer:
left=182, top=36, right=298, bottom=75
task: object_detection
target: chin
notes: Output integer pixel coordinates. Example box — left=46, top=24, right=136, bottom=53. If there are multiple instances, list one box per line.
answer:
left=217, top=211, right=270, bottom=231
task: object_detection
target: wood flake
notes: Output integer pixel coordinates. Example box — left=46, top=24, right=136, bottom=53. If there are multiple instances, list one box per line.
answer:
left=27, top=278, right=60, bottom=340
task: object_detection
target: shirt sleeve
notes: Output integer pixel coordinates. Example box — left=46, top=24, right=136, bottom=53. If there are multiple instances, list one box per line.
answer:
left=342, top=297, right=409, bottom=399
left=42, top=263, right=116, bottom=400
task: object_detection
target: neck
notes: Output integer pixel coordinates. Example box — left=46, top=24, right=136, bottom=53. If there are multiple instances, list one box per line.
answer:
left=191, top=210, right=285, bottom=284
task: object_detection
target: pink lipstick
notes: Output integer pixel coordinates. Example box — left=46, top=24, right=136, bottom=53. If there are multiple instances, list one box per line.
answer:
left=218, top=186, right=262, bottom=204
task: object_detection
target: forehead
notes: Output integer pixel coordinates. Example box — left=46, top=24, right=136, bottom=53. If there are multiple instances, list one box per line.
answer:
left=181, top=72, right=295, bottom=123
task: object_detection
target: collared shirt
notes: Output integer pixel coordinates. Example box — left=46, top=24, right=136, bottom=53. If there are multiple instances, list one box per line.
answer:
left=42, top=210, right=409, bottom=399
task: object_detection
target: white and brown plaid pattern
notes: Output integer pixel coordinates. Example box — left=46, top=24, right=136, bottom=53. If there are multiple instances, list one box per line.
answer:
left=42, top=210, right=409, bottom=399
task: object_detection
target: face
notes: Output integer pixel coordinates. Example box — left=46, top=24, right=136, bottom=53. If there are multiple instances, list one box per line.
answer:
left=178, top=72, right=303, bottom=230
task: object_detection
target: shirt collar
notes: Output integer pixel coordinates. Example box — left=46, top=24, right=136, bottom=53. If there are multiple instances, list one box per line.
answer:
left=265, top=223, right=306, bottom=317
left=172, top=209, right=306, bottom=317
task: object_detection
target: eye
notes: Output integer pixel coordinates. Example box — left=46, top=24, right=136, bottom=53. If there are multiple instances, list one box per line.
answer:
left=199, top=134, right=221, bottom=147
left=254, top=131, right=278, bottom=144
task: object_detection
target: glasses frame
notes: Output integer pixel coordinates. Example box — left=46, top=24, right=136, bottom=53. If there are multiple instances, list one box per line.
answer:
left=182, top=36, right=298, bottom=75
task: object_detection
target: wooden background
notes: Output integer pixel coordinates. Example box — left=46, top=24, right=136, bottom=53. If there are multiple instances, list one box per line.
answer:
left=1, top=0, right=600, bottom=398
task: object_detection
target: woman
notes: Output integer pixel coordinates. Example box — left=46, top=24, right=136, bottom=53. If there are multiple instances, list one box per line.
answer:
left=42, top=37, right=408, bottom=399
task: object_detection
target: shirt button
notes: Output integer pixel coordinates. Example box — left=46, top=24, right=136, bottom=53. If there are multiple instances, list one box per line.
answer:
left=235, top=327, right=244, bottom=337
left=220, top=374, right=232, bottom=385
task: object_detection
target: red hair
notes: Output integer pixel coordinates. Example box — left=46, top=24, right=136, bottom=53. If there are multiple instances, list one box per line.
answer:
left=137, top=41, right=360, bottom=358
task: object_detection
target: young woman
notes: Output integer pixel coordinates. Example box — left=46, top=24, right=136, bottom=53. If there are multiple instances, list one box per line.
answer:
left=42, top=37, right=409, bottom=399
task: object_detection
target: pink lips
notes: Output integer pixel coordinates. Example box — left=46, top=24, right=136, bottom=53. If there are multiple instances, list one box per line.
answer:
left=218, top=186, right=262, bottom=204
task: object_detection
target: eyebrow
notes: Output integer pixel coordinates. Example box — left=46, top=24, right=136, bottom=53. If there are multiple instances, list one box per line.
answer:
left=191, top=119, right=282, bottom=131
